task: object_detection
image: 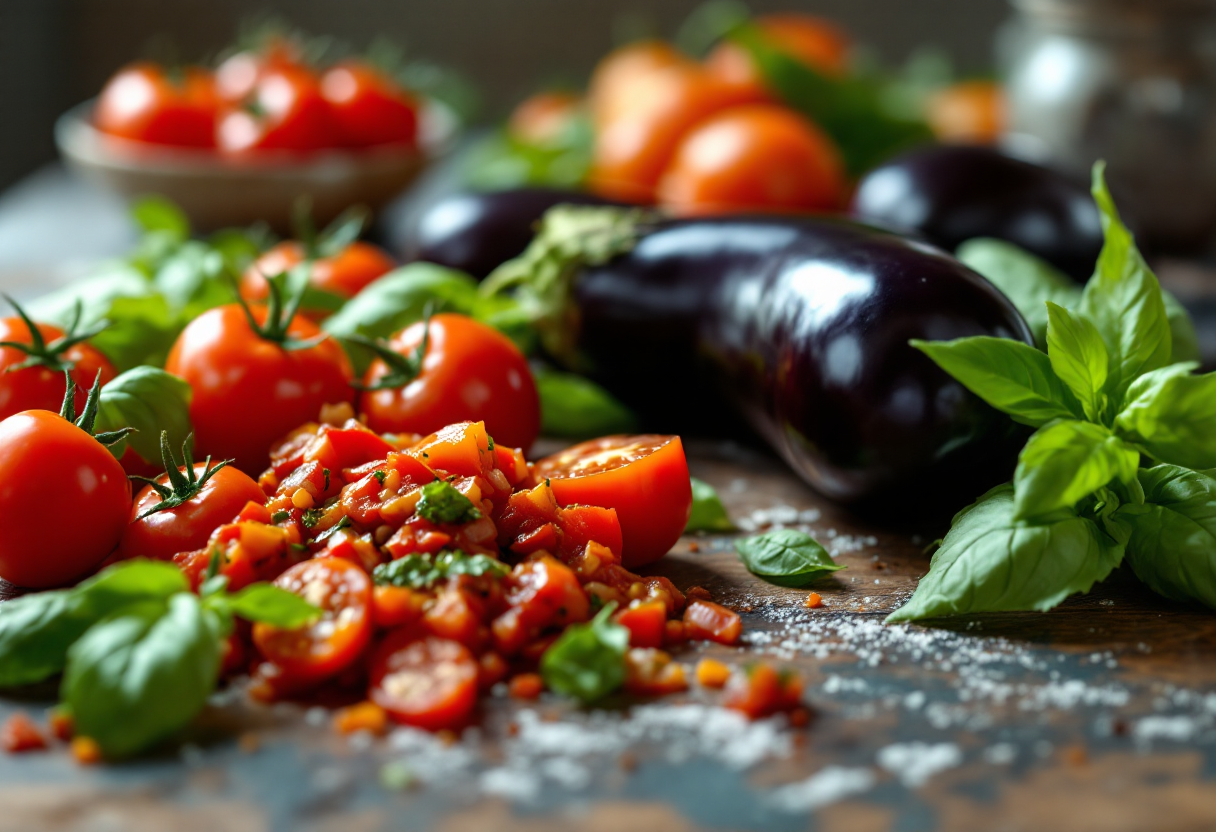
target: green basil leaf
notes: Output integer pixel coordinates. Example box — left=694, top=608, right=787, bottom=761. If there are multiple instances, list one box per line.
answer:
left=535, top=367, right=637, bottom=439
left=152, top=241, right=233, bottom=320
left=1079, top=163, right=1172, bottom=404
left=886, top=484, right=1125, bottom=621
left=95, top=367, right=193, bottom=464
left=1045, top=301, right=1109, bottom=422
left=461, top=122, right=593, bottom=191
left=734, top=528, right=844, bottom=587
left=372, top=550, right=509, bottom=589
left=540, top=602, right=629, bottom=704
left=130, top=195, right=190, bottom=242
left=63, top=593, right=222, bottom=758
left=912, top=336, right=1082, bottom=427
left=1163, top=290, right=1201, bottom=364
left=1115, top=366, right=1216, bottom=469
left=415, top=480, right=482, bottom=525
left=221, top=583, right=322, bottom=628
left=686, top=477, right=735, bottom=533
left=1013, top=421, right=1140, bottom=521
left=1117, top=464, right=1216, bottom=610
left=77, top=559, right=190, bottom=602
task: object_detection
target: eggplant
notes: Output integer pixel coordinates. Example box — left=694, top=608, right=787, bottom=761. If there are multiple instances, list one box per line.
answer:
left=849, top=145, right=1102, bottom=282
left=564, top=216, right=1033, bottom=513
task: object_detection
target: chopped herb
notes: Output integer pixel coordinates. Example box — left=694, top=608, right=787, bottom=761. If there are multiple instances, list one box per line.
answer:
left=300, top=508, right=324, bottom=529
left=373, top=470, right=387, bottom=485
left=540, top=602, right=628, bottom=704
left=313, top=516, right=352, bottom=543
left=372, top=550, right=509, bottom=589
left=290, top=543, right=310, bottom=553
left=270, top=510, right=290, bottom=524
left=323, top=468, right=331, bottom=491
left=414, top=480, right=482, bottom=525
left=487, top=436, right=495, bottom=451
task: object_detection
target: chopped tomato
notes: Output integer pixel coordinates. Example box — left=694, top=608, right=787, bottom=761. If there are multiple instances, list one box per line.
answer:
left=369, top=633, right=479, bottom=731
left=333, top=701, right=389, bottom=735
left=683, top=599, right=742, bottom=645
left=491, top=556, right=589, bottom=655
left=1, top=713, right=47, bottom=753
left=722, top=663, right=805, bottom=719
left=371, top=584, right=425, bottom=629
left=927, top=80, right=1006, bottom=145
left=423, top=581, right=488, bottom=650
left=408, top=421, right=495, bottom=479
left=508, top=672, right=545, bottom=700
left=624, top=648, right=688, bottom=696
left=695, top=658, right=731, bottom=688
left=615, top=599, right=667, bottom=649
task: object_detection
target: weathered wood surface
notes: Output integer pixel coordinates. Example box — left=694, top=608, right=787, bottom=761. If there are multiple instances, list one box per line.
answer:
left=0, top=440, right=1212, bottom=832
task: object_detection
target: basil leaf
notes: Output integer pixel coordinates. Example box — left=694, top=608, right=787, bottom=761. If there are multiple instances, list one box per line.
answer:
left=535, top=367, right=637, bottom=439
left=956, top=238, right=1081, bottom=350
left=1163, top=290, right=1201, bottom=364
left=220, top=583, right=322, bottom=628
left=461, top=123, right=593, bottom=191
left=152, top=241, right=233, bottom=320
left=1045, top=301, right=1109, bottom=422
left=63, top=593, right=222, bottom=758
left=78, top=559, right=190, bottom=602
left=1079, top=164, right=1172, bottom=404
left=1115, top=366, right=1216, bottom=469
left=886, top=484, right=1126, bottom=621
left=686, top=477, right=735, bottom=533
left=734, top=528, right=844, bottom=587
left=415, top=480, right=482, bottom=525
left=912, top=336, right=1082, bottom=427
left=540, top=603, right=629, bottom=704
left=372, top=550, right=509, bottom=589
left=95, top=367, right=193, bottom=464
left=1118, top=465, right=1216, bottom=610
left=130, top=195, right=190, bottom=242
left=1013, top=421, right=1140, bottom=521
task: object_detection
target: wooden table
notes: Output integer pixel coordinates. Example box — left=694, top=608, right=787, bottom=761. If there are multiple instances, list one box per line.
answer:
left=0, top=440, right=1213, bottom=832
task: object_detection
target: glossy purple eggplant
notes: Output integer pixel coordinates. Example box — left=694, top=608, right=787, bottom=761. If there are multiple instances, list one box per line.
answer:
left=571, top=217, right=1033, bottom=513
left=849, top=145, right=1102, bottom=282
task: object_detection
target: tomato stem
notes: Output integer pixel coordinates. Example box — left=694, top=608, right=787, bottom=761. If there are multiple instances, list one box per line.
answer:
left=232, top=272, right=328, bottom=351
left=129, top=431, right=234, bottom=521
left=0, top=296, right=108, bottom=374
left=344, top=310, right=432, bottom=391
left=292, top=196, right=368, bottom=261
left=59, top=371, right=135, bottom=447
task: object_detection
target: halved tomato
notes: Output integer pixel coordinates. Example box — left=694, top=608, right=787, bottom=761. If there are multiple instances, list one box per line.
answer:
left=369, top=632, right=478, bottom=731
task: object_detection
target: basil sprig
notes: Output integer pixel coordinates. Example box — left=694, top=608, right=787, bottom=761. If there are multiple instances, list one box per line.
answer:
left=540, top=602, right=629, bottom=703
left=735, top=529, right=844, bottom=587
left=890, top=162, right=1216, bottom=621
left=685, top=478, right=735, bottom=533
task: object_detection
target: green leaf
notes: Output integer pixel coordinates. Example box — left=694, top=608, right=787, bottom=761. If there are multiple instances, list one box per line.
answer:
left=734, top=528, right=844, bottom=587
left=686, top=478, right=735, bottom=533
left=540, top=603, right=629, bottom=704
left=1118, top=465, right=1216, bottom=609
left=886, top=484, right=1125, bottom=621
left=415, top=480, right=482, bottom=525
left=461, top=122, right=593, bottom=191
left=94, top=366, right=193, bottom=464
left=912, top=337, right=1082, bottom=427
left=1013, top=421, right=1140, bottom=521
left=130, top=195, right=190, bottom=242
left=63, top=593, right=222, bottom=758
left=1115, top=365, right=1216, bottom=469
left=372, top=550, right=509, bottom=589
left=220, top=583, right=322, bottom=628
left=1045, top=301, right=1108, bottom=422
left=1163, top=290, right=1201, bottom=364
left=152, top=241, right=233, bottom=320
left=956, top=238, right=1082, bottom=351
left=1079, top=163, right=1172, bottom=404
left=535, top=367, right=637, bottom=439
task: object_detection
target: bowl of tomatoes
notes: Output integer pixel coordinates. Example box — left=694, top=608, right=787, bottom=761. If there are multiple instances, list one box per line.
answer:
left=56, top=36, right=459, bottom=233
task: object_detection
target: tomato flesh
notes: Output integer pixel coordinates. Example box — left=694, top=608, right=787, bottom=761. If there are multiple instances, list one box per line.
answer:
left=683, top=599, right=742, bottom=645
left=369, top=633, right=479, bottom=731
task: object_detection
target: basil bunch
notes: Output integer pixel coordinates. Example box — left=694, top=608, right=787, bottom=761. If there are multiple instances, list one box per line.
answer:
left=890, top=163, right=1216, bottom=621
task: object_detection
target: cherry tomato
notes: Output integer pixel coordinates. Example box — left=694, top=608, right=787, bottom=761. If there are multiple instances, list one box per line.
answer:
left=320, top=60, right=419, bottom=148
left=369, top=632, right=479, bottom=731
left=117, top=461, right=266, bottom=562
left=165, top=303, right=354, bottom=474
left=587, top=40, right=695, bottom=129
left=508, top=91, right=583, bottom=146
left=927, top=80, right=1006, bottom=145
left=0, top=317, right=115, bottom=423
left=215, top=36, right=303, bottom=103
left=359, top=313, right=540, bottom=451
left=241, top=240, right=396, bottom=308
left=94, top=62, right=218, bottom=148
left=252, top=557, right=372, bottom=684
left=0, top=410, right=131, bottom=588
left=658, top=104, right=845, bottom=216
left=531, top=435, right=692, bottom=568
left=706, top=14, right=850, bottom=96
left=217, top=64, right=334, bottom=154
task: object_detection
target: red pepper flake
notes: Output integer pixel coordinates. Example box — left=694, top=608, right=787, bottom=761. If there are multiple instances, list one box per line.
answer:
left=1, top=713, right=47, bottom=753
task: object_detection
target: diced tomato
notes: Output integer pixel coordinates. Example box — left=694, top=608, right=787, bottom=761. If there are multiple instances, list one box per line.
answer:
left=508, top=672, right=544, bottom=700
left=695, top=658, right=731, bottom=688
left=615, top=599, right=667, bottom=648
left=409, top=421, right=495, bottom=479
left=624, top=648, right=688, bottom=696
left=478, top=651, right=509, bottom=690
left=372, top=584, right=425, bottom=628
left=423, top=581, right=487, bottom=650
left=304, top=421, right=396, bottom=474
left=220, top=633, right=249, bottom=677
left=1, top=713, right=47, bottom=753
left=722, top=663, right=805, bottom=719
left=683, top=599, right=742, bottom=645
left=494, top=444, right=529, bottom=485
left=491, top=556, right=589, bottom=655
left=557, top=504, right=623, bottom=561
left=333, top=701, right=389, bottom=735
left=369, top=632, right=479, bottom=731
left=70, top=736, right=102, bottom=765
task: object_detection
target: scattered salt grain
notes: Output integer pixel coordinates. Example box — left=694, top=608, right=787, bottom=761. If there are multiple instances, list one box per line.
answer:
left=983, top=743, right=1017, bottom=765
left=767, top=766, right=877, bottom=812
left=877, top=742, right=962, bottom=788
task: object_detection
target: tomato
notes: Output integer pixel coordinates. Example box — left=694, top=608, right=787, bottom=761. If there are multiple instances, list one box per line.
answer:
left=372, top=584, right=425, bottom=628
left=0, top=408, right=131, bottom=588
left=658, top=104, right=845, bottom=216
left=1, top=713, right=47, bottom=753
left=0, top=314, right=115, bottom=423
left=587, top=41, right=695, bottom=129
left=722, top=663, right=804, bottom=719
left=359, top=314, right=540, bottom=451
left=616, top=599, right=667, bottom=649
left=118, top=458, right=266, bottom=563
left=407, top=421, right=496, bottom=479
left=241, top=240, right=395, bottom=309
left=165, top=303, right=354, bottom=474
left=508, top=91, right=583, bottom=146
left=252, top=557, right=373, bottom=684
left=532, top=435, right=692, bottom=568
left=624, top=648, right=688, bottom=696
left=94, top=62, right=217, bottom=147
left=215, top=36, right=303, bottom=103
left=927, top=80, right=1006, bottom=145
left=705, top=14, right=850, bottom=96
left=491, top=556, right=589, bottom=655
left=320, top=60, right=419, bottom=148
left=369, top=632, right=479, bottom=731
left=217, top=64, right=334, bottom=154
left=682, top=599, right=742, bottom=645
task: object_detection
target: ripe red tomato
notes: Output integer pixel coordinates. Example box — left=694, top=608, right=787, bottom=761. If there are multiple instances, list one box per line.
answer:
left=657, top=104, right=845, bottom=216
left=0, top=410, right=131, bottom=587
left=369, top=632, right=478, bottom=731
left=320, top=61, right=419, bottom=149
left=241, top=240, right=395, bottom=307
left=587, top=40, right=695, bottom=129
left=217, top=64, right=334, bottom=154
left=532, top=435, right=692, bottom=568
left=165, top=303, right=354, bottom=474
left=705, top=14, right=851, bottom=95
left=927, top=80, right=1006, bottom=145
left=118, top=460, right=266, bottom=563
left=358, top=313, right=540, bottom=451
left=0, top=317, right=115, bottom=423
left=252, top=557, right=372, bottom=684
left=215, top=36, right=303, bottom=103
left=508, top=91, right=583, bottom=146
left=94, top=62, right=218, bottom=147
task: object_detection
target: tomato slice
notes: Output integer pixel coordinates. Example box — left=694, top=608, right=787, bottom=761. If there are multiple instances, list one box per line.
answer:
left=532, top=435, right=693, bottom=568
left=252, top=557, right=373, bottom=685
left=369, top=633, right=478, bottom=731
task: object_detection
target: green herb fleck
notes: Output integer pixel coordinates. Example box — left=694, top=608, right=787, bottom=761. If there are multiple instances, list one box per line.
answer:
left=540, top=602, right=629, bottom=704
left=372, top=550, right=509, bottom=589
left=414, top=480, right=482, bottom=525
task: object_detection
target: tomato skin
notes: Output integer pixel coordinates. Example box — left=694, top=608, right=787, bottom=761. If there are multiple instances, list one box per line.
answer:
left=369, top=632, right=479, bottom=731
left=215, top=38, right=302, bottom=104
left=117, top=463, right=266, bottom=563
left=927, top=80, right=1006, bottom=145
left=165, top=304, right=354, bottom=475
left=658, top=104, right=845, bottom=216
left=616, top=599, right=667, bottom=649
left=360, top=314, right=540, bottom=452
left=0, top=319, right=115, bottom=423
left=0, top=411, right=131, bottom=588
left=217, top=64, right=334, bottom=154
left=588, top=41, right=695, bottom=129
left=508, top=91, right=583, bottom=146
left=705, top=14, right=850, bottom=95
left=722, top=663, right=805, bottom=719
left=95, top=62, right=217, bottom=147
left=682, top=599, right=742, bottom=645
left=320, top=61, right=419, bottom=149
left=532, top=435, right=692, bottom=568
left=241, top=241, right=396, bottom=306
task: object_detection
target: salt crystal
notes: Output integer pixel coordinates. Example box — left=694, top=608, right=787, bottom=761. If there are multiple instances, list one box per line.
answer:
left=767, top=766, right=877, bottom=812
left=876, top=742, right=962, bottom=788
